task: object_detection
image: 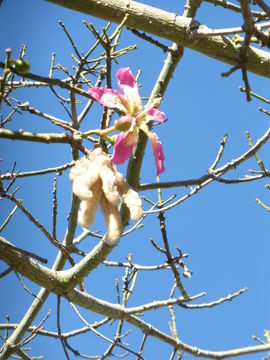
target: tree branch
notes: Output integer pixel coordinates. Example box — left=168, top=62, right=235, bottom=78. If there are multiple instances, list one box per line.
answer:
left=1, top=162, right=74, bottom=180
left=139, top=125, right=270, bottom=199
left=0, top=318, right=109, bottom=339
left=45, top=0, right=270, bottom=78
left=0, top=128, right=80, bottom=144
left=0, top=235, right=113, bottom=294
left=0, top=61, right=92, bottom=98
left=1, top=234, right=269, bottom=358
left=67, top=289, right=270, bottom=359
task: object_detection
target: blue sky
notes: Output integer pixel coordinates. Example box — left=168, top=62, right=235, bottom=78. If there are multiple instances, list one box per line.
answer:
left=1, top=1, right=270, bottom=359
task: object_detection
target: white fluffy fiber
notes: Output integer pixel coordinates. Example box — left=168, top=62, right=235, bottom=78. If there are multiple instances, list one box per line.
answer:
left=69, top=147, right=143, bottom=246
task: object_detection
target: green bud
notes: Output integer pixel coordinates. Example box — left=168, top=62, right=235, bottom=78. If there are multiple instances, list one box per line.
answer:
left=13, top=59, right=30, bottom=74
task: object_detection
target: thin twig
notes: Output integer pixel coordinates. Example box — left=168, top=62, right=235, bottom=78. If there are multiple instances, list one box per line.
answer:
left=57, top=295, right=71, bottom=360
left=137, top=334, right=147, bottom=360
left=204, top=0, right=268, bottom=19
left=59, top=20, right=82, bottom=60
left=1, top=191, right=75, bottom=266
left=0, top=61, right=92, bottom=99
left=1, top=161, right=74, bottom=180
left=18, top=310, right=51, bottom=347
left=127, top=28, right=171, bottom=52
left=14, top=270, right=43, bottom=301
left=179, top=287, right=248, bottom=309
left=125, top=293, right=206, bottom=315
left=0, top=318, right=110, bottom=339
left=156, top=182, right=189, bottom=300
left=52, top=177, right=58, bottom=240
left=102, top=260, right=177, bottom=271
left=69, top=302, right=143, bottom=359
left=209, top=134, right=228, bottom=170
left=0, top=267, right=13, bottom=279
left=246, top=131, right=267, bottom=172
left=0, top=204, right=18, bottom=232
left=143, top=125, right=270, bottom=213
left=254, top=0, right=270, bottom=17
left=16, top=101, right=73, bottom=130
left=239, top=86, right=270, bottom=105
left=192, top=21, right=270, bottom=37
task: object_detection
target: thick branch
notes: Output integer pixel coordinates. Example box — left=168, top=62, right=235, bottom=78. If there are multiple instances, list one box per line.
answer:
left=0, top=193, right=81, bottom=359
left=0, top=128, right=80, bottom=144
left=1, top=235, right=270, bottom=358
left=125, top=0, right=200, bottom=188
left=45, top=0, right=270, bottom=78
left=0, top=236, right=113, bottom=295
left=67, top=289, right=270, bottom=359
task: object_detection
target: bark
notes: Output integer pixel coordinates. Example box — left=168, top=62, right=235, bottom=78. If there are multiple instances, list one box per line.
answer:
left=45, top=0, right=270, bottom=78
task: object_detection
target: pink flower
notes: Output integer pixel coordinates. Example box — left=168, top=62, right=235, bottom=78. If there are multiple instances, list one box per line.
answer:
left=89, top=67, right=165, bottom=176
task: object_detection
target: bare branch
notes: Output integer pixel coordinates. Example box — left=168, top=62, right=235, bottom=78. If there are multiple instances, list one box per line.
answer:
left=0, top=162, right=74, bottom=180
left=204, top=0, right=268, bottom=19
left=179, top=287, right=248, bottom=309
left=0, top=128, right=81, bottom=145
left=191, top=21, right=270, bottom=37
left=69, top=301, right=144, bottom=359
left=141, top=125, right=270, bottom=213
left=126, top=293, right=205, bottom=315
left=0, top=60, right=92, bottom=97
left=45, top=0, right=270, bottom=78
left=254, top=0, right=270, bottom=17
left=57, top=295, right=71, bottom=360
left=0, top=318, right=110, bottom=339
left=67, top=288, right=270, bottom=359
left=1, top=192, right=75, bottom=266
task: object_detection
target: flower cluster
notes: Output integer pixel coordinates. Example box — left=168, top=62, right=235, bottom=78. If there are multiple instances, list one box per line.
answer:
left=69, top=147, right=143, bottom=246
left=89, top=67, right=166, bottom=176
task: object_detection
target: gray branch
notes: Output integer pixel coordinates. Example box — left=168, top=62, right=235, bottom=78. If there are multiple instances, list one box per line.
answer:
left=1, top=235, right=269, bottom=358
left=45, top=0, right=270, bottom=78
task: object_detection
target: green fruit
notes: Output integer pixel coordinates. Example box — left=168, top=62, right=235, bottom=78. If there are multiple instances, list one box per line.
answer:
left=14, top=59, right=30, bottom=74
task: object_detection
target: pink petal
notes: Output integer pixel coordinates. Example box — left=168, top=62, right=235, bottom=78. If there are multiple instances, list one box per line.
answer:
left=117, top=67, right=137, bottom=90
left=148, top=132, right=165, bottom=176
left=117, top=68, right=141, bottom=114
left=148, top=108, right=166, bottom=123
left=111, top=131, right=138, bottom=164
left=88, top=87, right=127, bottom=113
